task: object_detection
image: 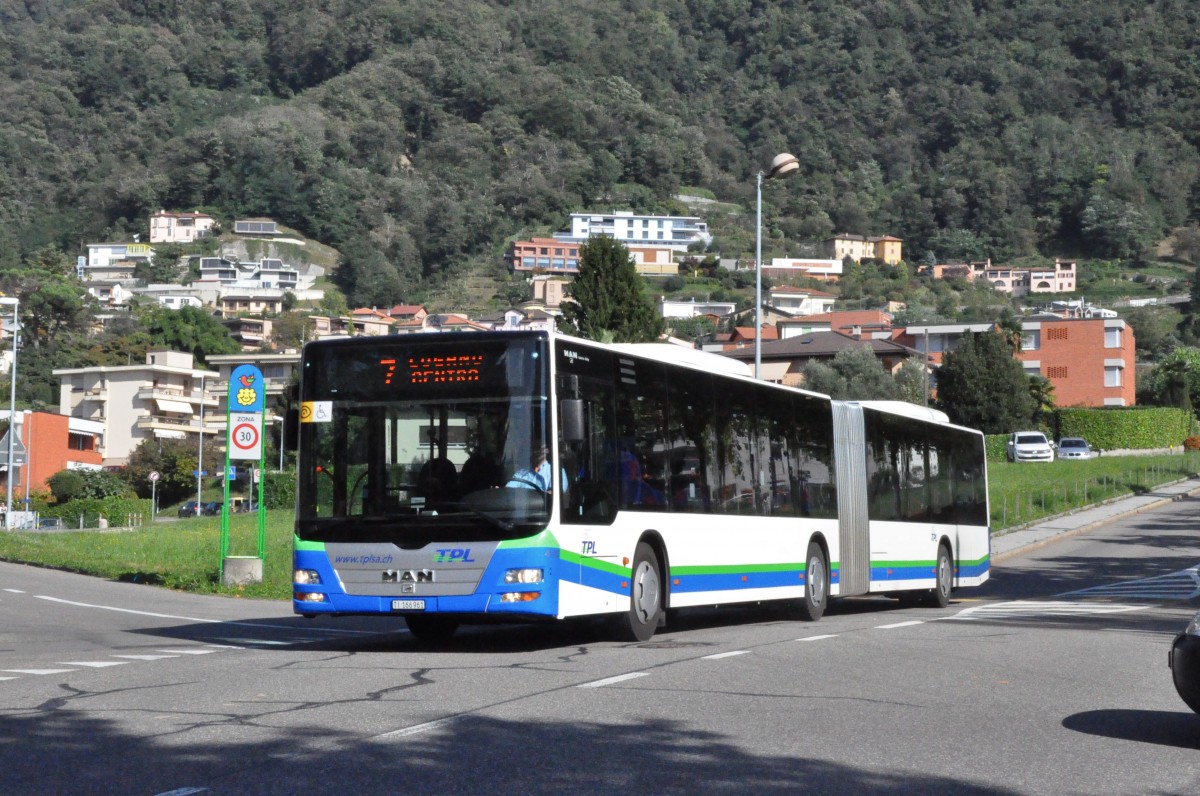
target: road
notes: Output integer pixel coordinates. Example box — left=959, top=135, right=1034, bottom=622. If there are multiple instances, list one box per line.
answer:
left=2, top=498, right=1199, bottom=795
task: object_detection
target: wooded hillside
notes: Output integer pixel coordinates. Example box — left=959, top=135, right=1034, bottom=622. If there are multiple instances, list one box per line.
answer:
left=1, top=0, right=1197, bottom=307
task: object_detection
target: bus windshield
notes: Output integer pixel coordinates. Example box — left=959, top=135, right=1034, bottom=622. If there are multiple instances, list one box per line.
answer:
left=296, top=334, right=551, bottom=545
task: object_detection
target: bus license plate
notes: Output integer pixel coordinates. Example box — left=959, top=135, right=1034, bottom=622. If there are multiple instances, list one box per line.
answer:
left=392, top=599, right=426, bottom=611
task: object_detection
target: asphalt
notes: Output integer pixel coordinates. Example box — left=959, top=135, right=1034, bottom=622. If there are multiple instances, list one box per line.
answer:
left=991, top=475, right=1200, bottom=563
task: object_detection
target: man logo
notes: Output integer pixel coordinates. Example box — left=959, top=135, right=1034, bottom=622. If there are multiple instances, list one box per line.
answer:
left=383, top=569, right=435, bottom=583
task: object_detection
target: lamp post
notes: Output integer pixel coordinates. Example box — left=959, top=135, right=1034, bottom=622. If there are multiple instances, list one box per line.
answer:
left=196, top=374, right=205, bottom=516
left=0, top=297, right=18, bottom=526
left=754, top=153, right=800, bottom=380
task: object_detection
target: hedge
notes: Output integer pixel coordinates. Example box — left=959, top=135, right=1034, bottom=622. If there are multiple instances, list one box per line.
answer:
left=41, top=496, right=153, bottom=528
left=981, top=407, right=1196, bottom=462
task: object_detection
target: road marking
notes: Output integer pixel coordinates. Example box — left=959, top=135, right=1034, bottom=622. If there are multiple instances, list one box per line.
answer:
left=876, top=620, right=925, bottom=630
left=153, top=788, right=208, bottom=796
left=2, top=668, right=76, bottom=675
left=156, top=648, right=222, bottom=655
left=3, top=588, right=24, bottom=593
left=796, top=634, right=839, bottom=642
left=58, top=661, right=129, bottom=668
left=578, top=672, right=650, bottom=688
left=378, top=717, right=460, bottom=739
left=1059, top=566, right=1200, bottom=601
left=32, top=595, right=376, bottom=635
left=112, top=654, right=180, bottom=661
left=0, top=677, right=17, bottom=681
left=949, top=600, right=1148, bottom=621
left=703, top=650, right=750, bottom=660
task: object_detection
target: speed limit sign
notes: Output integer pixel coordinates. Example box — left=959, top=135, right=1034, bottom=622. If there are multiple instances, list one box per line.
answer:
left=228, top=412, right=263, bottom=460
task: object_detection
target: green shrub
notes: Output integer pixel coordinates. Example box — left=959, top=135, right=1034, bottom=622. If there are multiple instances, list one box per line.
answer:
left=1054, top=407, right=1196, bottom=450
left=42, top=496, right=152, bottom=527
left=1185, top=436, right=1200, bottom=450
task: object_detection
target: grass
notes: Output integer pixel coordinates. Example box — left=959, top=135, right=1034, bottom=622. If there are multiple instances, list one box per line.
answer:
left=1, top=452, right=1196, bottom=600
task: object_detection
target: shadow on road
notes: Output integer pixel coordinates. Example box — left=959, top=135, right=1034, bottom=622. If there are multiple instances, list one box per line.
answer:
left=1063, top=709, right=1200, bottom=750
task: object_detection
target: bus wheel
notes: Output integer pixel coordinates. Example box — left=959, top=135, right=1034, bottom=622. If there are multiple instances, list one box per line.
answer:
left=405, top=615, right=459, bottom=643
left=927, top=544, right=952, bottom=608
left=620, top=542, right=663, bottom=642
left=798, top=541, right=827, bottom=621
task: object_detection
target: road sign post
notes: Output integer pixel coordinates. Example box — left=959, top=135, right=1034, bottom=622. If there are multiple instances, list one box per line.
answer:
left=221, top=364, right=267, bottom=585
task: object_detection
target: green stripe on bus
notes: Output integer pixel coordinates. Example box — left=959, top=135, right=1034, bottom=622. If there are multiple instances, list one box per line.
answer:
left=671, top=562, right=804, bottom=576
left=295, top=537, right=325, bottom=551
left=562, top=550, right=631, bottom=576
left=873, top=559, right=937, bottom=568
left=498, top=529, right=560, bottom=550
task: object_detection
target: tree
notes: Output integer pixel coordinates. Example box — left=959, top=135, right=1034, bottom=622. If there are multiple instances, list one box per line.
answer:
left=1148, top=347, right=1200, bottom=410
left=125, top=437, right=224, bottom=504
left=1028, top=375, right=1056, bottom=427
left=799, top=346, right=899, bottom=400
left=138, top=304, right=240, bottom=364
left=935, top=331, right=1035, bottom=433
left=561, top=237, right=663, bottom=342
left=47, top=469, right=129, bottom=503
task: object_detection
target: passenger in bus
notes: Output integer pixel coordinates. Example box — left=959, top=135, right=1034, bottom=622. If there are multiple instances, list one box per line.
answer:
left=460, top=429, right=503, bottom=494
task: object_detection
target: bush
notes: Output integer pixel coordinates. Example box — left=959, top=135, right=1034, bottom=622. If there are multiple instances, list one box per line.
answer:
left=1185, top=436, right=1200, bottom=450
left=1054, top=407, right=1196, bottom=450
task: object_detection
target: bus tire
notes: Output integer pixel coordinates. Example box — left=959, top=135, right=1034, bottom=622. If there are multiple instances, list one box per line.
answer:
left=405, top=614, right=459, bottom=643
left=927, top=544, right=952, bottom=608
left=619, top=542, right=663, bottom=642
left=798, top=540, right=827, bottom=622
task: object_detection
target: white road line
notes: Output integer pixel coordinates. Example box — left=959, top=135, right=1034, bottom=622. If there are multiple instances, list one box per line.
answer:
left=156, top=648, right=221, bottom=655
left=378, top=717, right=460, bottom=739
left=32, top=595, right=376, bottom=635
left=577, top=672, right=650, bottom=688
left=796, top=634, right=839, bottom=642
left=3, top=588, right=24, bottom=593
left=876, top=620, right=925, bottom=630
left=58, top=661, right=129, bottom=668
left=950, top=600, right=1148, bottom=620
left=2, top=668, right=76, bottom=675
left=702, top=650, right=750, bottom=660
left=153, top=788, right=209, bottom=796
left=0, top=677, right=17, bottom=681
left=112, top=654, right=180, bottom=661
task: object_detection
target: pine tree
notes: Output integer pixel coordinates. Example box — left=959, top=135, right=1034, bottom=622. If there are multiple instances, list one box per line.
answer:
left=561, top=236, right=663, bottom=343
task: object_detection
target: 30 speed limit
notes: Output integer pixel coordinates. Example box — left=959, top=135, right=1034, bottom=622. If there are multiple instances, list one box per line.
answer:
left=228, top=412, right=263, bottom=460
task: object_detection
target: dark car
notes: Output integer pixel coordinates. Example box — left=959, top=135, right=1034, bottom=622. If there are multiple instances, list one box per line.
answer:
left=178, top=500, right=199, bottom=518
left=200, top=501, right=223, bottom=516
left=1170, top=610, right=1200, bottom=713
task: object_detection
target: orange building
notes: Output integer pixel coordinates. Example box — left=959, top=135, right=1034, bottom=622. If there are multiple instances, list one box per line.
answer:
left=1016, top=317, right=1136, bottom=407
left=1, top=411, right=104, bottom=502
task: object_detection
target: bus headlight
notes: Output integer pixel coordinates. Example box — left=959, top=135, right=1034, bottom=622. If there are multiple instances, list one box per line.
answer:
left=294, top=569, right=322, bottom=585
left=504, top=568, right=544, bottom=584
left=500, top=591, right=541, bottom=603
left=294, top=591, right=327, bottom=602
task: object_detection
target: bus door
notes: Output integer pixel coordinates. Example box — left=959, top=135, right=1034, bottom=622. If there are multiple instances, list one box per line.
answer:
left=832, top=402, right=869, bottom=596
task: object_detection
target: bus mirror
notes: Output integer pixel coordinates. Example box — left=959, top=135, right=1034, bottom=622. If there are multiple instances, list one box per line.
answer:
left=561, top=399, right=584, bottom=443
left=284, top=407, right=300, bottom=451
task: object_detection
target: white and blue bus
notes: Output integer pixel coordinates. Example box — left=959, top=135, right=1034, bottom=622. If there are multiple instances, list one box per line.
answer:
left=290, top=331, right=990, bottom=641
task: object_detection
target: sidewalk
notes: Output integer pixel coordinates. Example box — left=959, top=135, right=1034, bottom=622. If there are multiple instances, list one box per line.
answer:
left=991, top=476, right=1200, bottom=563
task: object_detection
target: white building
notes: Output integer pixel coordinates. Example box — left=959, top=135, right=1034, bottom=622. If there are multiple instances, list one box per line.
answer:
left=555, top=211, right=712, bottom=252
left=149, top=210, right=216, bottom=244
left=659, top=298, right=737, bottom=320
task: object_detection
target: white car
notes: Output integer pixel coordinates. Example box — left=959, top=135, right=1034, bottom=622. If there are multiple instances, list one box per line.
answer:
left=1056, top=437, right=1096, bottom=460
left=1007, top=431, right=1054, bottom=462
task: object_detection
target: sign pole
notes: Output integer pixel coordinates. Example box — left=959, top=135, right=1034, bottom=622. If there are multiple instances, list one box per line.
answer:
left=221, top=365, right=266, bottom=586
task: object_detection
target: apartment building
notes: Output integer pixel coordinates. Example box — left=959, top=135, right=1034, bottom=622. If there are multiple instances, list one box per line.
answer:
left=895, top=318, right=1136, bottom=407
left=972, top=259, right=1077, bottom=296
left=149, top=210, right=215, bottom=244
left=768, top=286, right=837, bottom=316
left=0, top=410, right=104, bottom=499
left=54, top=351, right=219, bottom=465
left=556, top=211, right=712, bottom=252
left=823, top=234, right=903, bottom=265
left=508, top=238, right=581, bottom=274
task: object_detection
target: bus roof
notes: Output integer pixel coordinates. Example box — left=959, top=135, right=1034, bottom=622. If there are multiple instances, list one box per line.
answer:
left=607, top=342, right=753, bottom=378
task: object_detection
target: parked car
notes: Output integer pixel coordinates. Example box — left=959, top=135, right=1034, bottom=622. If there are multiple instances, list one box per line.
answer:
left=1056, top=437, right=1096, bottom=460
left=200, top=501, right=223, bottom=516
left=1006, top=431, right=1054, bottom=463
left=1169, top=610, right=1200, bottom=713
left=178, top=500, right=199, bottom=518
left=37, top=517, right=64, bottom=530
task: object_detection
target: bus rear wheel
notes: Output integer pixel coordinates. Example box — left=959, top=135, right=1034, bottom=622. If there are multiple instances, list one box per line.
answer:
left=798, top=541, right=827, bottom=621
left=405, top=614, right=459, bottom=643
left=928, top=544, right=952, bottom=608
left=618, top=542, right=663, bottom=642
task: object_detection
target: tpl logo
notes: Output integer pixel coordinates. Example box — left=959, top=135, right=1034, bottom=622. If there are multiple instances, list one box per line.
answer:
left=434, top=548, right=475, bottom=563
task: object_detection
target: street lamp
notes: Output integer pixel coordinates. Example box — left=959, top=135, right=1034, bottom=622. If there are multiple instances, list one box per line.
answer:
left=196, top=373, right=205, bottom=515
left=0, top=297, right=18, bottom=526
left=754, top=152, right=799, bottom=379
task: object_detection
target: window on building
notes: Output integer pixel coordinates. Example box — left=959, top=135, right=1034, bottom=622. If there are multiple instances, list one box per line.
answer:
left=1021, top=331, right=1040, bottom=351
left=1105, top=366, right=1122, bottom=387
left=1105, top=328, right=1121, bottom=348
left=1023, top=363, right=1040, bottom=377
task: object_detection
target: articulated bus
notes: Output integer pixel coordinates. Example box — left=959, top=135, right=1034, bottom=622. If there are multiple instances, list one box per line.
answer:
left=290, top=331, right=990, bottom=641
